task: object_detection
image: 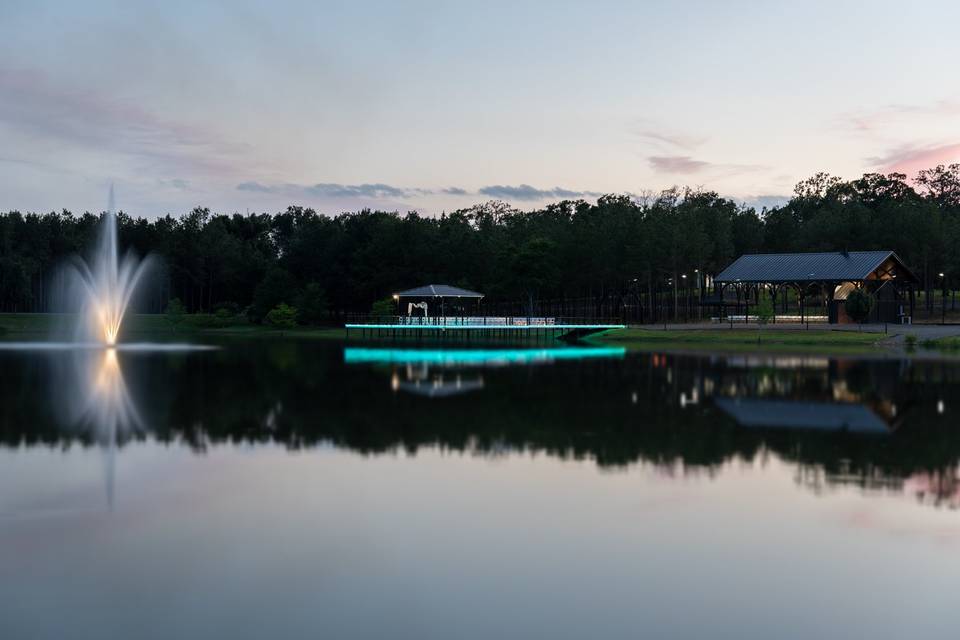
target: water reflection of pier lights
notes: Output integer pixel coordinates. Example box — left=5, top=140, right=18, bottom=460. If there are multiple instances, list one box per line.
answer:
left=346, top=346, right=626, bottom=398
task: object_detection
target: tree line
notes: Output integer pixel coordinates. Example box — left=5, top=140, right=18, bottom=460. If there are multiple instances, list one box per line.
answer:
left=1, top=165, right=959, bottom=321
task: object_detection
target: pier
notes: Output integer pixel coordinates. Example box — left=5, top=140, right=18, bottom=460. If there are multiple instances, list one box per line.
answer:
left=344, top=316, right=624, bottom=342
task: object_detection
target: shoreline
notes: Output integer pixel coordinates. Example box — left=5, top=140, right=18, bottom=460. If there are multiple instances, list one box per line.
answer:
left=4, top=313, right=960, bottom=357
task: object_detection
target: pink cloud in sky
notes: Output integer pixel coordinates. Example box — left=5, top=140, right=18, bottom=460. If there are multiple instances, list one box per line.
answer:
left=869, top=142, right=960, bottom=177
left=840, top=100, right=960, bottom=134
left=648, top=155, right=711, bottom=174
left=0, top=66, right=247, bottom=179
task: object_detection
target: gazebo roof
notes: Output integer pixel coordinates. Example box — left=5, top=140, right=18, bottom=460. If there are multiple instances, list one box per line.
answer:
left=715, top=250, right=917, bottom=284
left=395, top=284, right=484, bottom=298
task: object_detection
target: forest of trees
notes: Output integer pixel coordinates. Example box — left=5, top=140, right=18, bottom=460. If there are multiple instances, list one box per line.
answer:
left=1, top=165, right=959, bottom=322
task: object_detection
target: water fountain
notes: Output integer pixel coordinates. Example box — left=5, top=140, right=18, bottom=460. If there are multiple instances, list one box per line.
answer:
left=0, top=187, right=209, bottom=510
left=63, top=185, right=154, bottom=346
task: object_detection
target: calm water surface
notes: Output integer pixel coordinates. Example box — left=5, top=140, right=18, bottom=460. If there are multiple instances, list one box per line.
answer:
left=2, top=339, right=960, bottom=639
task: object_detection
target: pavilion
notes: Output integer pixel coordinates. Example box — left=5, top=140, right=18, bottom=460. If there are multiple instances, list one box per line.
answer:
left=713, top=250, right=919, bottom=324
left=394, top=284, right=484, bottom=318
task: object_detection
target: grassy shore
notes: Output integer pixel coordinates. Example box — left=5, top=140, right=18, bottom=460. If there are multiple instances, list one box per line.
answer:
left=592, top=327, right=889, bottom=353
left=0, top=313, right=346, bottom=341
left=0, top=313, right=917, bottom=354
left=920, top=336, right=960, bottom=351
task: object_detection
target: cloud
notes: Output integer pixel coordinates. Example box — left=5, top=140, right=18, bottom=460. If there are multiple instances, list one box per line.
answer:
left=237, top=181, right=273, bottom=193
left=635, top=119, right=766, bottom=178
left=158, top=178, right=189, bottom=190
left=841, top=100, right=960, bottom=133
left=304, top=183, right=411, bottom=199
left=648, top=156, right=711, bottom=174
left=236, top=181, right=438, bottom=199
left=0, top=66, right=247, bottom=178
left=635, top=130, right=707, bottom=151
left=867, top=143, right=960, bottom=177
left=477, top=184, right=600, bottom=201
left=238, top=182, right=604, bottom=203
left=648, top=155, right=769, bottom=178
left=631, top=118, right=707, bottom=152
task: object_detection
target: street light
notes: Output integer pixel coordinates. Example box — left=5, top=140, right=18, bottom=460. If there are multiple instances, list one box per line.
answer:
left=939, top=273, right=947, bottom=324
left=392, top=294, right=399, bottom=317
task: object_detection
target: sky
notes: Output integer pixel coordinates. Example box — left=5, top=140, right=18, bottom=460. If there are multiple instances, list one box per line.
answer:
left=1, top=0, right=960, bottom=217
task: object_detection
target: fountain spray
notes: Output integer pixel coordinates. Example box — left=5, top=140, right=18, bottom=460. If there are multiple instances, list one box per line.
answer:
left=66, top=185, right=154, bottom=345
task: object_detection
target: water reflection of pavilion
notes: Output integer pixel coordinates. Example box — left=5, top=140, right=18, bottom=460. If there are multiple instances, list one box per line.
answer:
left=658, top=354, right=919, bottom=432
left=713, top=397, right=891, bottom=434
left=391, top=366, right=485, bottom=398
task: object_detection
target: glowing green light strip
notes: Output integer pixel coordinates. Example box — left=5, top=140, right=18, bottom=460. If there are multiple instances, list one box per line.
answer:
left=344, top=324, right=624, bottom=330
left=344, top=346, right=626, bottom=365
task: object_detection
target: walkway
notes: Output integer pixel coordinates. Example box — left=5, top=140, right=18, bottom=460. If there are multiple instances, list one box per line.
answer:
left=632, top=322, right=960, bottom=341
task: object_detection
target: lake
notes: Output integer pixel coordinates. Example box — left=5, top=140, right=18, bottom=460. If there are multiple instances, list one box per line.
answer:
left=1, top=339, right=959, bottom=639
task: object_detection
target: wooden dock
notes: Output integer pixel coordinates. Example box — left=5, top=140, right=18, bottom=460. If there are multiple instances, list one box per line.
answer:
left=344, top=317, right=624, bottom=342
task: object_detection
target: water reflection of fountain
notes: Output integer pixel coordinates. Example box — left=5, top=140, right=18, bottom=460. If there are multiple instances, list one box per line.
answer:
left=73, top=348, right=143, bottom=439
left=58, top=348, right=143, bottom=510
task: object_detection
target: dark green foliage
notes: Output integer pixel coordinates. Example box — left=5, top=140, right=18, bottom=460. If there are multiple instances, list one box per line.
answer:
left=0, top=165, right=959, bottom=315
left=182, top=311, right=242, bottom=328
left=753, top=295, right=774, bottom=342
left=249, top=269, right=298, bottom=323
left=164, top=297, right=185, bottom=330
left=0, top=257, right=30, bottom=311
left=296, top=283, right=327, bottom=325
left=264, top=303, right=298, bottom=329
left=214, top=301, right=240, bottom=315
left=754, top=296, right=774, bottom=325
left=370, top=297, right=395, bottom=318
left=513, top=237, right=558, bottom=315
left=845, top=288, right=875, bottom=324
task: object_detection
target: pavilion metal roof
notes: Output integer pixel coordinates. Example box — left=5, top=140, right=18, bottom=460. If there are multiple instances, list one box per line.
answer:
left=395, top=284, right=484, bottom=298
left=714, top=250, right=911, bottom=284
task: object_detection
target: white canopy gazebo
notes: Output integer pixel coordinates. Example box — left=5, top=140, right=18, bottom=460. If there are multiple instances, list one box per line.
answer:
left=394, top=284, right=484, bottom=317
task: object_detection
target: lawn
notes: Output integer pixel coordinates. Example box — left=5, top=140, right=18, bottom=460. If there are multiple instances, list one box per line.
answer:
left=0, top=313, right=903, bottom=352
left=0, top=313, right=346, bottom=341
left=594, top=327, right=889, bottom=353
left=920, top=336, right=960, bottom=351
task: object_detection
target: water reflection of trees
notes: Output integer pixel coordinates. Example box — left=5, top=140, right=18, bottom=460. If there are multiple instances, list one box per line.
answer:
left=3, top=346, right=960, bottom=507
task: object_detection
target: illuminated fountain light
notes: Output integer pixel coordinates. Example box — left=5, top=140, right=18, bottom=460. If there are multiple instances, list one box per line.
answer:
left=62, top=185, right=154, bottom=346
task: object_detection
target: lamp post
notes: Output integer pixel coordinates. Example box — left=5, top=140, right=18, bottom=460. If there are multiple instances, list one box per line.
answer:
left=694, top=269, right=701, bottom=322
left=681, top=274, right=688, bottom=323
left=392, top=294, right=399, bottom=319
left=666, top=276, right=673, bottom=330
left=939, top=273, right=946, bottom=325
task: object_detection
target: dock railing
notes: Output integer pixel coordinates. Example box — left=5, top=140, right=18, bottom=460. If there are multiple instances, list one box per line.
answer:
left=344, top=314, right=623, bottom=327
